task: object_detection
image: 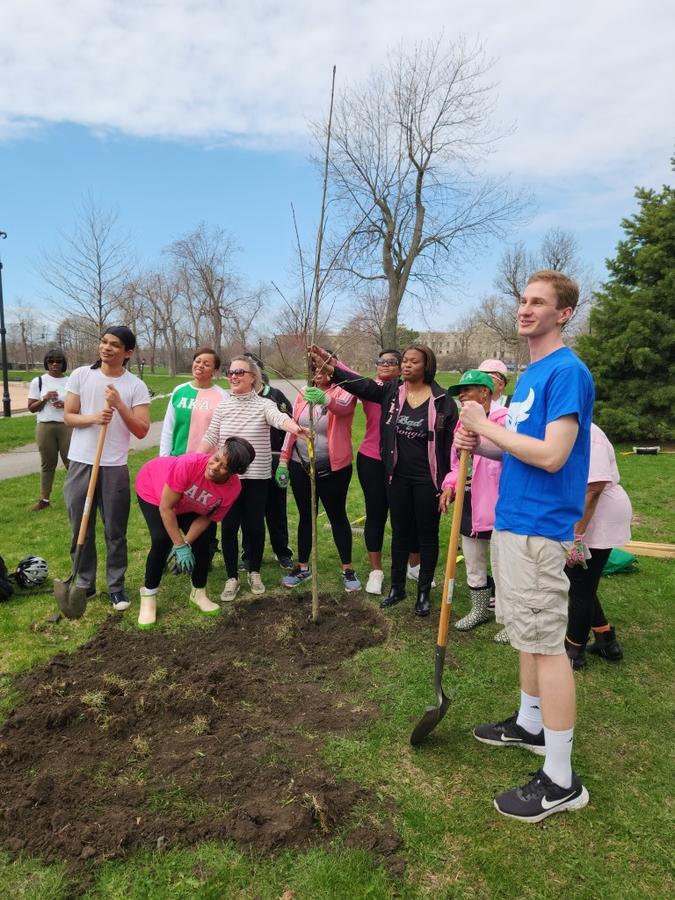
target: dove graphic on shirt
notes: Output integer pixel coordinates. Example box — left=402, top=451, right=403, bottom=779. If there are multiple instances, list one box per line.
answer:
left=506, top=388, right=535, bottom=432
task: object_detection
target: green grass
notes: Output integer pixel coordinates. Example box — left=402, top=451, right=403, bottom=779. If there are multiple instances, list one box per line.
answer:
left=0, top=407, right=673, bottom=898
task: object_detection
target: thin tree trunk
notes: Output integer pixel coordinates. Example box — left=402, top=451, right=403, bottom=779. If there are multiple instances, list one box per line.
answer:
left=308, top=64, right=337, bottom=623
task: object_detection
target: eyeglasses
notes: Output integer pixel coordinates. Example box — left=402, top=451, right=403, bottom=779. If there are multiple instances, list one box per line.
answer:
left=376, top=359, right=399, bottom=367
left=227, top=368, right=252, bottom=377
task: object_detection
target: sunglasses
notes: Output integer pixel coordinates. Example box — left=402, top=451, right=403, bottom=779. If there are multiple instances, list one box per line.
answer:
left=376, top=359, right=400, bottom=367
left=227, top=368, right=252, bottom=377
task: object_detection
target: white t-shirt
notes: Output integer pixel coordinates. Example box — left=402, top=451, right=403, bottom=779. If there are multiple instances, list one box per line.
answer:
left=66, top=366, right=151, bottom=467
left=584, top=423, right=632, bottom=549
left=27, top=373, right=69, bottom=423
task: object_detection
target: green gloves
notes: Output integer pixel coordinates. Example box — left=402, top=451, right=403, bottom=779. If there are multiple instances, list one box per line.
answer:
left=275, top=464, right=289, bottom=489
left=167, top=542, right=195, bottom=574
left=303, top=386, right=327, bottom=405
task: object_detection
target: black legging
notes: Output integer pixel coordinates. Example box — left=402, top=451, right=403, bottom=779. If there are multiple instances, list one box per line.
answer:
left=357, top=452, right=388, bottom=553
left=356, top=452, right=420, bottom=555
left=221, top=479, right=270, bottom=577
left=566, top=546, right=611, bottom=644
left=289, top=460, right=353, bottom=564
left=138, top=497, right=212, bottom=590
left=387, top=475, right=440, bottom=593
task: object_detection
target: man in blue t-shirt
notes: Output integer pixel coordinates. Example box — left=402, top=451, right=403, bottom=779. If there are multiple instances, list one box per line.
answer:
left=455, top=270, right=594, bottom=823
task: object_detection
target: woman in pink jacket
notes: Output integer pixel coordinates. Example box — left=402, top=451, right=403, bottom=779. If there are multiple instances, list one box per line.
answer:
left=276, top=362, right=360, bottom=591
left=440, top=370, right=507, bottom=631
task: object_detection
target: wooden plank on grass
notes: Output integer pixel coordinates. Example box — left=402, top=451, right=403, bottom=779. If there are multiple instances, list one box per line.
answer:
left=620, top=541, right=675, bottom=559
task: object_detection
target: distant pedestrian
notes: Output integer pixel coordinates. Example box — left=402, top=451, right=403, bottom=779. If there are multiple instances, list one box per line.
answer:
left=27, top=348, right=72, bottom=511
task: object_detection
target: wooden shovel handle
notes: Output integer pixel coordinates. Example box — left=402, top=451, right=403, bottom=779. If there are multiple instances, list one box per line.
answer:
left=75, top=419, right=109, bottom=547
left=436, top=449, right=469, bottom=649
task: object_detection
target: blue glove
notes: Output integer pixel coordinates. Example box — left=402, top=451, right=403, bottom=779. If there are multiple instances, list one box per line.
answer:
left=275, top=464, right=289, bottom=489
left=167, top=542, right=195, bottom=574
left=303, top=386, right=327, bottom=405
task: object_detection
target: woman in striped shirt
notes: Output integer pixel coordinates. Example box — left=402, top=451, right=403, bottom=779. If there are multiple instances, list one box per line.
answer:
left=198, top=357, right=306, bottom=601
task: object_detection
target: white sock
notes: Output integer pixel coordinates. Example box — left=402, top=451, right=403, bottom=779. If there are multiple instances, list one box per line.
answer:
left=516, top=690, right=543, bottom=735
left=542, top=726, right=574, bottom=788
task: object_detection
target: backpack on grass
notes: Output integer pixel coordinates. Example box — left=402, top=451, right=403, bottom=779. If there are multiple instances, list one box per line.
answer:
left=0, top=555, right=14, bottom=602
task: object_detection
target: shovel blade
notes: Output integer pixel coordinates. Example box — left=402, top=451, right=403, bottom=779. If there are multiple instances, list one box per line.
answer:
left=410, top=691, right=451, bottom=746
left=53, top=577, right=88, bottom=620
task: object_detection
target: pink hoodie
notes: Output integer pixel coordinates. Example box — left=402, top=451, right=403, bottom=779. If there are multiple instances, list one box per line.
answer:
left=280, top=385, right=357, bottom=471
left=442, top=405, right=508, bottom=534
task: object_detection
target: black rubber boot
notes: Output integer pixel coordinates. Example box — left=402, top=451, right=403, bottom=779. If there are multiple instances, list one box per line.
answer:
left=587, top=626, right=623, bottom=661
left=414, top=587, right=431, bottom=617
left=380, top=586, right=406, bottom=609
left=565, top=637, right=587, bottom=670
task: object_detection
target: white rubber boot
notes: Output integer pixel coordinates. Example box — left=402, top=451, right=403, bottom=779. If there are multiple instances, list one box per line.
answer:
left=138, top=587, right=158, bottom=629
left=190, top=587, right=221, bottom=615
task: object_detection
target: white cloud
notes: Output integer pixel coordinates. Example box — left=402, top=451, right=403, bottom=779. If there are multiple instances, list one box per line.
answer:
left=0, top=0, right=672, bottom=179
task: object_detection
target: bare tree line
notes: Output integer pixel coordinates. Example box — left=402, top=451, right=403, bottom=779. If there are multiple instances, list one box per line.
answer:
left=7, top=201, right=270, bottom=373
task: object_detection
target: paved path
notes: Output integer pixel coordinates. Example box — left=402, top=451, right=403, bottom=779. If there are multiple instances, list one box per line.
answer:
left=0, top=379, right=303, bottom=481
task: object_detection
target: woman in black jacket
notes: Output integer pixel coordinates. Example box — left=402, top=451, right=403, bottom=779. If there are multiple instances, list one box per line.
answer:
left=311, top=344, right=457, bottom=617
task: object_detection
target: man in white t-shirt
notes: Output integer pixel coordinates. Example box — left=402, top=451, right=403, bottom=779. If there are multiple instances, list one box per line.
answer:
left=64, top=327, right=150, bottom=611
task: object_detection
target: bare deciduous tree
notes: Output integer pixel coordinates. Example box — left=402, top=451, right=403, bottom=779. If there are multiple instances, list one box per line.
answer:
left=321, top=37, right=524, bottom=347
left=478, top=227, right=596, bottom=359
left=167, top=224, right=242, bottom=356
left=41, top=198, right=134, bottom=342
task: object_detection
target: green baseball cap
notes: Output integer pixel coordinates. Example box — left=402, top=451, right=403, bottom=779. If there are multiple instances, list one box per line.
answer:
left=448, top=369, right=495, bottom=395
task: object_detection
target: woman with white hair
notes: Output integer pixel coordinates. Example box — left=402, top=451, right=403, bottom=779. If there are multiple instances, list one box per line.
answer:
left=198, top=356, right=307, bottom=601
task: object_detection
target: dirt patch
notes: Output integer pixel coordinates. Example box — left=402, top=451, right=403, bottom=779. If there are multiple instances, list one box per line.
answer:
left=0, top=593, right=402, bottom=873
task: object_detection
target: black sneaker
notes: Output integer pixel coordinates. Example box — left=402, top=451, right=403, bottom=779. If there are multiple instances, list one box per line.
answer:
left=239, top=556, right=250, bottom=572
left=85, top=588, right=97, bottom=601
left=473, top=712, right=545, bottom=756
left=494, top=768, right=589, bottom=823
left=110, top=591, right=131, bottom=612
left=276, top=555, right=294, bottom=571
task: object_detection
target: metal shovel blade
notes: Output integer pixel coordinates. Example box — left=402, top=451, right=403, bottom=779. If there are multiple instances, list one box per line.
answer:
left=410, top=645, right=453, bottom=745
left=53, top=576, right=88, bottom=620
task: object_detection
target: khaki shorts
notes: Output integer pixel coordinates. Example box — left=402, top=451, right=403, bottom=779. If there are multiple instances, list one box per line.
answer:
left=491, top=530, right=570, bottom=655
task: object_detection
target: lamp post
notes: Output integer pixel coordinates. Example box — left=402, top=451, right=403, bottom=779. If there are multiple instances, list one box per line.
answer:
left=0, top=231, right=11, bottom=417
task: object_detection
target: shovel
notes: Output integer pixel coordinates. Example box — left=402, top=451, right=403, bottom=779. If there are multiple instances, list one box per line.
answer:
left=54, top=419, right=109, bottom=620
left=410, top=448, right=469, bottom=746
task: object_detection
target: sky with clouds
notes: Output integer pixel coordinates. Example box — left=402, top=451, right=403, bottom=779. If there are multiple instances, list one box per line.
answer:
left=0, top=0, right=673, bottom=331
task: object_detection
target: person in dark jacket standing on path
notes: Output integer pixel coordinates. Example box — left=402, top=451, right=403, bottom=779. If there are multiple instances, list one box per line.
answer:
left=311, top=343, right=457, bottom=617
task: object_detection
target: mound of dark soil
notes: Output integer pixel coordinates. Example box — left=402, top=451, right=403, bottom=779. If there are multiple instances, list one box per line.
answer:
left=0, top=593, right=402, bottom=870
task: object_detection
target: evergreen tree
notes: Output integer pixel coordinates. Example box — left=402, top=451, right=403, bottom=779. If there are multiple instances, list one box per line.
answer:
left=578, top=159, right=675, bottom=441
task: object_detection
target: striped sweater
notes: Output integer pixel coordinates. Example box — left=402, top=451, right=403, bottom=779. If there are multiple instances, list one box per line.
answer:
left=202, top=391, right=293, bottom=479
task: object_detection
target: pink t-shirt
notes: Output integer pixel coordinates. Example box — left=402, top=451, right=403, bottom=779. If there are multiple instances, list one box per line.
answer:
left=359, top=397, right=383, bottom=460
left=135, top=453, right=241, bottom=522
left=584, top=424, right=632, bottom=549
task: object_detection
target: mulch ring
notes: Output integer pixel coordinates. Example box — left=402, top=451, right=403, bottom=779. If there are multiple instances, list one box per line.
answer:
left=0, top=593, right=403, bottom=874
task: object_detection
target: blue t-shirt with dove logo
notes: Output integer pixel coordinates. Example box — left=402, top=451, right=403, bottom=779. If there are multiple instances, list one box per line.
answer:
left=494, top=347, right=594, bottom=540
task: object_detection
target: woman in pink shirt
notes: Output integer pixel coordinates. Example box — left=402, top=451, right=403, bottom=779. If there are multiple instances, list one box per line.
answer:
left=356, top=350, right=403, bottom=594
left=277, top=362, right=359, bottom=591
left=565, top=424, right=631, bottom=668
left=135, top=437, right=255, bottom=628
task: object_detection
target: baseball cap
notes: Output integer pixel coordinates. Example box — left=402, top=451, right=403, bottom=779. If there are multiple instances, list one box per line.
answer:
left=448, top=369, right=495, bottom=395
left=478, top=359, right=508, bottom=381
